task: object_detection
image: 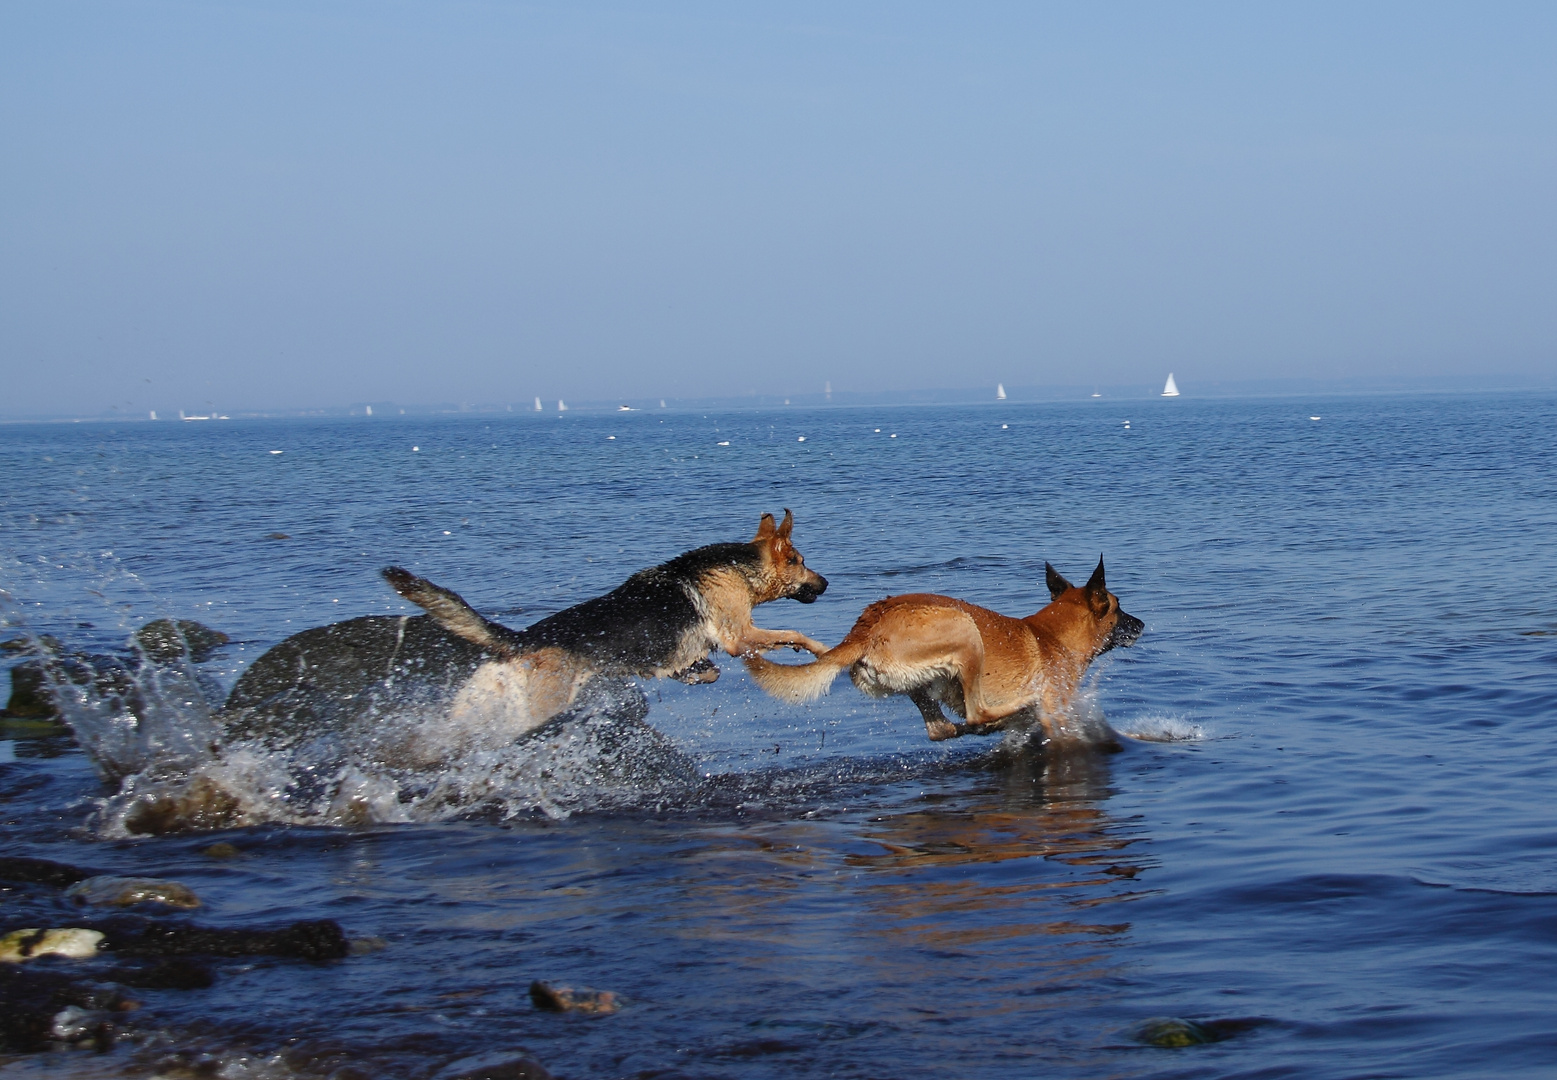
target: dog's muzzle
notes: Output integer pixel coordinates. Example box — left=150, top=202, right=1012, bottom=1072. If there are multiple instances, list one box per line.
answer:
left=1104, top=611, right=1145, bottom=652
left=791, top=575, right=828, bottom=604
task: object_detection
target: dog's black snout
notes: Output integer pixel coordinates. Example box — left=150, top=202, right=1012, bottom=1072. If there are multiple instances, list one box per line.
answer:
left=1114, top=611, right=1145, bottom=647
left=794, top=574, right=827, bottom=603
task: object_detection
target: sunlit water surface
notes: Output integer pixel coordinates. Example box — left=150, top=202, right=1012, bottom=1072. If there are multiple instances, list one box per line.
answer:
left=3, top=394, right=1556, bottom=1078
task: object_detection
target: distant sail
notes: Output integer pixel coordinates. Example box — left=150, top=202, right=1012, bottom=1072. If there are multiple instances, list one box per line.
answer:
left=1162, top=373, right=1180, bottom=397
left=534, top=397, right=543, bottom=412
left=365, top=405, right=372, bottom=416
left=557, top=400, right=568, bottom=411
left=996, top=383, right=1007, bottom=400
left=660, top=399, right=667, bottom=408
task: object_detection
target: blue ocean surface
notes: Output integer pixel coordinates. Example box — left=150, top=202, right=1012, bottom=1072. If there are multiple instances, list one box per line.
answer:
left=2, top=392, right=1555, bottom=1078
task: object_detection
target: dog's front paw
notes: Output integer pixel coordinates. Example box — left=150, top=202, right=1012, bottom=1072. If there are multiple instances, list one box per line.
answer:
left=672, top=658, right=721, bottom=684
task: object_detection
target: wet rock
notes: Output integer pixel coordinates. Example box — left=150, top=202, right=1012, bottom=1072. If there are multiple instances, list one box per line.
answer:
left=0, top=855, right=94, bottom=888
left=49, top=1004, right=121, bottom=1051
left=528, top=980, right=620, bottom=1015
left=3, top=657, right=60, bottom=720
left=104, top=956, right=215, bottom=990
left=220, top=614, right=494, bottom=750
left=0, top=928, right=105, bottom=962
left=201, top=841, right=242, bottom=859
left=441, top=1055, right=555, bottom=1080
left=134, top=619, right=230, bottom=663
left=95, top=916, right=350, bottom=961
left=66, top=875, right=201, bottom=910
left=0, top=965, right=136, bottom=1052
left=1134, top=1017, right=1218, bottom=1047
left=3, top=621, right=226, bottom=724
left=122, top=775, right=245, bottom=836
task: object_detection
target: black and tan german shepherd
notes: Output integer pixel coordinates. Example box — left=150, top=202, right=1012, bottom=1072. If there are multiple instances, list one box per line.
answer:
left=222, top=511, right=828, bottom=761
left=744, top=558, right=1141, bottom=744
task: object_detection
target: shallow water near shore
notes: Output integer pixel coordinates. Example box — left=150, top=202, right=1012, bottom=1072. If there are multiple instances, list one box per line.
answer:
left=3, top=392, right=1557, bottom=1078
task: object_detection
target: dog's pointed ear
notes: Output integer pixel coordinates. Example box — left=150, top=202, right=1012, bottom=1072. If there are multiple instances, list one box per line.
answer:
left=1085, top=556, right=1108, bottom=603
left=776, top=508, right=794, bottom=541
left=1045, top=563, right=1073, bottom=601
left=754, top=513, right=777, bottom=541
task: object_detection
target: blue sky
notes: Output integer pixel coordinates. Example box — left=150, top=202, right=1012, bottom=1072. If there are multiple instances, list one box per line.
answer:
left=2, top=2, right=1555, bottom=415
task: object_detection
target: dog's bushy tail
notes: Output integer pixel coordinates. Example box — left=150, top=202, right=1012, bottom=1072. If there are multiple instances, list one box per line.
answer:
left=382, top=566, right=523, bottom=657
left=744, top=640, right=865, bottom=704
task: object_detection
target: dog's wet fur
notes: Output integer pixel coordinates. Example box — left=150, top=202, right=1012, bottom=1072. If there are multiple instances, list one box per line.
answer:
left=221, top=511, right=827, bottom=760
left=745, top=557, right=1143, bottom=744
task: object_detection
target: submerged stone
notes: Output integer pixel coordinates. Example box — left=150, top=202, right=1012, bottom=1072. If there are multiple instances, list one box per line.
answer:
left=104, top=956, right=215, bottom=990
left=443, top=1055, right=555, bottom=1080
left=95, top=916, right=350, bottom=961
left=66, top=875, right=201, bottom=910
left=121, top=775, right=245, bottom=836
left=0, top=928, right=105, bottom=963
left=529, top=980, right=620, bottom=1015
left=133, top=619, right=231, bottom=663
left=1134, top=1017, right=1218, bottom=1047
left=0, top=966, right=135, bottom=1053
left=0, top=855, right=94, bottom=888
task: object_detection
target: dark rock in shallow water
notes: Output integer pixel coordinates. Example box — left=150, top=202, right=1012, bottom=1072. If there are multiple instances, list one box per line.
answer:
left=2, top=619, right=227, bottom=724
left=529, top=979, right=621, bottom=1015
left=441, top=1055, right=555, bottom=1080
left=221, top=614, right=493, bottom=750
left=92, top=916, right=350, bottom=961
left=134, top=619, right=230, bottom=663
left=105, top=956, right=215, bottom=990
left=0, top=965, right=135, bottom=1053
left=122, top=775, right=246, bottom=836
left=66, top=875, right=202, bottom=910
left=0, top=855, right=96, bottom=888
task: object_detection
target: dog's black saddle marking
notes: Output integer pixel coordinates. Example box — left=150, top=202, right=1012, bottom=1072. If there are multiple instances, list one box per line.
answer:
left=513, top=542, right=760, bottom=673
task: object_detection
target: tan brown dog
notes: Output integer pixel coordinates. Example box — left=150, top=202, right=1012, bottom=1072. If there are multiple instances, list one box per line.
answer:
left=223, top=511, right=829, bottom=761
left=745, top=558, right=1142, bottom=743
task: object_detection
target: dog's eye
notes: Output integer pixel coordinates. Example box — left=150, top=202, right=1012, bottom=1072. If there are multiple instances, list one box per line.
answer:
left=788, top=555, right=799, bottom=565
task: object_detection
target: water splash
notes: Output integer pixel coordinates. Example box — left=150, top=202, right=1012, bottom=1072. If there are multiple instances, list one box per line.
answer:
left=1114, top=713, right=1204, bottom=742
left=90, top=676, right=703, bottom=836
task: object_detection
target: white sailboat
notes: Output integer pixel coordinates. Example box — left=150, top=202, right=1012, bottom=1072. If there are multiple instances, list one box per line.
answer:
left=557, top=400, right=568, bottom=412
left=1162, top=373, right=1180, bottom=397
left=534, top=397, right=543, bottom=412
left=996, top=383, right=1007, bottom=400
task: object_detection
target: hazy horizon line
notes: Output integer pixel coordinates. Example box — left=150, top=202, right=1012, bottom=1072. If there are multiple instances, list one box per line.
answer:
left=6, top=371, right=1556, bottom=425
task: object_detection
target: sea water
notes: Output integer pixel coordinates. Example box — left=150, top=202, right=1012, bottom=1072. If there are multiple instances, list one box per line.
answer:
left=2, top=392, right=1555, bottom=1078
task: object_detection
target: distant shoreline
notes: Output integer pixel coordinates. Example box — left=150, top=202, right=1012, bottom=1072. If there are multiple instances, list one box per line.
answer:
left=4, top=375, right=1556, bottom=424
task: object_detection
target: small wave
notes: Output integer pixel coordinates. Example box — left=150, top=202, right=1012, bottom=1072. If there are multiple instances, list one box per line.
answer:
left=1115, top=714, right=1204, bottom=742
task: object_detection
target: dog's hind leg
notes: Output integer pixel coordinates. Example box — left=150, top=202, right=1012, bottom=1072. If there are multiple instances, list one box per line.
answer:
left=909, top=687, right=962, bottom=742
